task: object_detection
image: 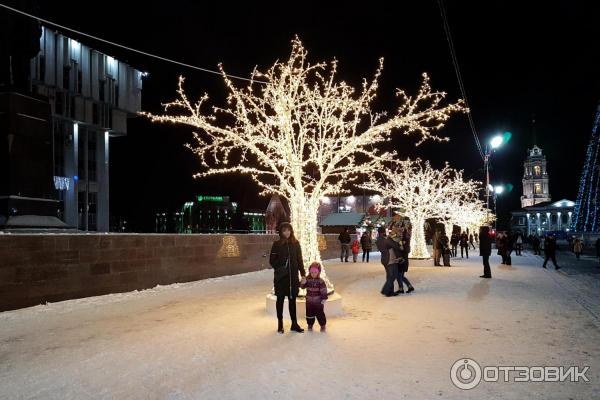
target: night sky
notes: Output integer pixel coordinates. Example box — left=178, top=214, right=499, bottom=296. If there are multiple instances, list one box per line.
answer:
left=37, top=1, right=600, bottom=231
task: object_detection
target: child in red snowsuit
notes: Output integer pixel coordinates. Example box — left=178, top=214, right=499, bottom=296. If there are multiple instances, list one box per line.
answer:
left=351, top=238, right=360, bottom=263
left=300, top=262, right=328, bottom=331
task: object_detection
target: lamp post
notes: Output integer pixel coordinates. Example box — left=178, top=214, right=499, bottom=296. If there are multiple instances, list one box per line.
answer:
left=491, top=184, right=504, bottom=230
left=485, top=135, right=504, bottom=216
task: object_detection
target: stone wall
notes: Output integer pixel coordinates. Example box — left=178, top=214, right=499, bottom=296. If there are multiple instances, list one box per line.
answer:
left=0, top=233, right=342, bottom=311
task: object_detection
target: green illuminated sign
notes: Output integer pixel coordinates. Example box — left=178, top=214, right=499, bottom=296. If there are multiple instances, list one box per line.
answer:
left=197, top=195, right=224, bottom=202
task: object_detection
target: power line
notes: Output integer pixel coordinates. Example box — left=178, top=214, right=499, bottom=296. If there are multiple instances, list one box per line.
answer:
left=437, top=0, right=485, bottom=161
left=0, top=2, right=263, bottom=84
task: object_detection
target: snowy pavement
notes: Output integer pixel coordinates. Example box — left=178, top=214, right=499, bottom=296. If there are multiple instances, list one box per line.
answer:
left=1, top=252, right=599, bottom=399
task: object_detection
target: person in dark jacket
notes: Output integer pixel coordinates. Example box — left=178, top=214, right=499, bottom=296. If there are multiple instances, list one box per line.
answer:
left=479, top=226, right=492, bottom=278
left=450, top=232, right=459, bottom=257
left=596, top=238, right=600, bottom=261
left=270, top=222, right=306, bottom=334
left=441, top=232, right=451, bottom=266
left=432, top=229, right=442, bottom=266
left=496, top=233, right=507, bottom=264
left=393, top=225, right=415, bottom=293
left=459, top=232, right=469, bottom=259
left=338, top=227, right=351, bottom=262
left=532, top=235, right=541, bottom=255
left=469, top=233, right=476, bottom=250
left=505, top=232, right=514, bottom=266
left=376, top=227, right=402, bottom=296
left=542, top=234, right=560, bottom=270
left=360, top=231, right=373, bottom=262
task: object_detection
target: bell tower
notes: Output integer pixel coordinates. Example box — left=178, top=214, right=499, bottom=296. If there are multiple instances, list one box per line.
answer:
left=521, top=145, right=551, bottom=208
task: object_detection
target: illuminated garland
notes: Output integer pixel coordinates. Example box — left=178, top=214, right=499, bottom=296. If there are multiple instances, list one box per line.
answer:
left=572, top=103, right=600, bottom=232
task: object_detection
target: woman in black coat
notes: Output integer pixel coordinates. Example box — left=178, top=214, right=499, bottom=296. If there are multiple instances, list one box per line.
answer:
left=269, top=222, right=306, bottom=334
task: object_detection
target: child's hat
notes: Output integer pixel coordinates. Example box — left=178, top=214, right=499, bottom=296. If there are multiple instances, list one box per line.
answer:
left=309, top=262, right=321, bottom=273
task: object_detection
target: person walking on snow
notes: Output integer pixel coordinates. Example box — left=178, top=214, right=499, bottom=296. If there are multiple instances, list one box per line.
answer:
left=360, top=231, right=373, bottom=262
left=469, top=233, right=476, bottom=250
left=300, top=262, right=328, bottom=332
left=532, top=235, right=541, bottom=255
left=338, top=227, right=351, bottom=262
left=450, top=231, right=459, bottom=257
left=542, top=234, right=560, bottom=270
left=460, top=231, right=469, bottom=259
left=573, top=237, right=583, bottom=260
left=515, top=234, right=523, bottom=256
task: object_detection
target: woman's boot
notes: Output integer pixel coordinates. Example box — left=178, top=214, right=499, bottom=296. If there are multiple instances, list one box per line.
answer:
left=290, top=321, right=305, bottom=333
left=277, top=319, right=284, bottom=334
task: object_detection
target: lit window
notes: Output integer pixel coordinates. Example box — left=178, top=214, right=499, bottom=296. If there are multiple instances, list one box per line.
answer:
left=533, top=165, right=541, bottom=176
left=535, top=183, right=542, bottom=194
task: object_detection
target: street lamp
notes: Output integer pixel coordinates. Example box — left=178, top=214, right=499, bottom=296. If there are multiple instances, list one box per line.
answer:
left=484, top=134, right=506, bottom=215
left=490, top=135, right=503, bottom=149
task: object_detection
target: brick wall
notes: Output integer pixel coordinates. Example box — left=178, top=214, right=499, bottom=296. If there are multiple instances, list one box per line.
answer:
left=0, top=233, right=343, bottom=311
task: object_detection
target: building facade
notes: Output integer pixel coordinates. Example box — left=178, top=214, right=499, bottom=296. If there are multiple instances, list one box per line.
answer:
left=511, top=199, right=575, bottom=237
left=32, top=28, right=142, bottom=231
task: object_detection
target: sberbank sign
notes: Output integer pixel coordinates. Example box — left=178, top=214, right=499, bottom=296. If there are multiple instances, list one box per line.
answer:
left=197, top=196, right=224, bottom=202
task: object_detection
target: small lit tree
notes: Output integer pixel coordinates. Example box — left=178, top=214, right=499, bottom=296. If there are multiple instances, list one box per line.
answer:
left=362, top=159, right=480, bottom=258
left=145, top=38, right=465, bottom=290
left=443, top=198, right=488, bottom=235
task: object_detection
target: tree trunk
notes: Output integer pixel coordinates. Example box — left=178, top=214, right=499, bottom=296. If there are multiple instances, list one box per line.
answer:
left=289, top=195, right=334, bottom=292
left=410, top=217, right=430, bottom=259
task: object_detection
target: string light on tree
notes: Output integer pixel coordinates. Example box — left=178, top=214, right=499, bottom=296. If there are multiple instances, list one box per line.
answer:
left=144, top=37, right=466, bottom=291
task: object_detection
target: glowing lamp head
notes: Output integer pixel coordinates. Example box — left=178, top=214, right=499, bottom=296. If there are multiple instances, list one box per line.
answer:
left=494, top=185, right=504, bottom=194
left=490, top=135, right=503, bottom=149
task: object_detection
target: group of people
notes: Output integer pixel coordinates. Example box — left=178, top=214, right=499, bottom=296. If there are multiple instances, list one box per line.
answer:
left=431, top=229, right=477, bottom=267
left=269, top=222, right=328, bottom=334
left=337, top=227, right=373, bottom=263
left=269, top=220, right=590, bottom=335
left=376, top=223, right=415, bottom=297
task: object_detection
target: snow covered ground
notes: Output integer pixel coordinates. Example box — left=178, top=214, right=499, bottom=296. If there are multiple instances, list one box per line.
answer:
left=1, top=251, right=599, bottom=399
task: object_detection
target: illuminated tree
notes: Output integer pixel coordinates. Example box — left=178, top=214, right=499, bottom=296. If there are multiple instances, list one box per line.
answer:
left=443, top=198, right=489, bottom=235
left=362, top=159, right=479, bottom=259
left=145, top=38, right=465, bottom=290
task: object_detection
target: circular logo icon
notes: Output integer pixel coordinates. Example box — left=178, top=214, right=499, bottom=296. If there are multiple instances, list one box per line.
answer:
left=450, top=358, right=482, bottom=390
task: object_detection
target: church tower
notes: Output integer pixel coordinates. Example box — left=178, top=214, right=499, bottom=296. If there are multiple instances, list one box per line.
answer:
left=521, top=145, right=551, bottom=208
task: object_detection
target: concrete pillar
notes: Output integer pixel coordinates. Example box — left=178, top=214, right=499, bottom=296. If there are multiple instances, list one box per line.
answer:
left=64, top=123, right=79, bottom=227
left=97, top=131, right=109, bottom=232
